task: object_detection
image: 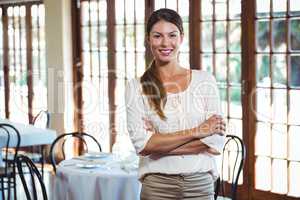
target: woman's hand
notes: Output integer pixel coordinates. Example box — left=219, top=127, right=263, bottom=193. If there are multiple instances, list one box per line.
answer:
left=194, top=114, right=226, bottom=138
left=142, top=117, right=155, bottom=133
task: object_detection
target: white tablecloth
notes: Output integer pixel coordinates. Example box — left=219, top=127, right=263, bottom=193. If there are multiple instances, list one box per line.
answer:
left=52, top=154, right=141, bottom=200
left=0, top=118, right=57, bottom=166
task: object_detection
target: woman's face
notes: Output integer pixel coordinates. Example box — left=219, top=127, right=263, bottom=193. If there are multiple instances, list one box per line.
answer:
left=148, top=20, right=183, bottom=65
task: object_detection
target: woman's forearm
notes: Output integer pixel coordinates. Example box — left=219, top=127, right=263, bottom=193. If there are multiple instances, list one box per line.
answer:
left=167, top=139, right=209, bottom=155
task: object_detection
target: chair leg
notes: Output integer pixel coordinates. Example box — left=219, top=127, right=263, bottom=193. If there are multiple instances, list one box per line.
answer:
left=1, top=177, right=5, bottom=200
left=41, top=145, right=45, bottom=179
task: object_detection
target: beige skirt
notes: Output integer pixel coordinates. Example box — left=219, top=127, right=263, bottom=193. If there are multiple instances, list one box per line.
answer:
left=140, top=172, right=215, bottom=200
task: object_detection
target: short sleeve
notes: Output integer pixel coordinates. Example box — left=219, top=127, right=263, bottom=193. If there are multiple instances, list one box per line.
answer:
left=125, top=79, right=154, bottom=154
left=198, top=72, right=225, bottom=153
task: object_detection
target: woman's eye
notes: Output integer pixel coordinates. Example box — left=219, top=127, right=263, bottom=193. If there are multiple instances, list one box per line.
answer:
left=153, top=35, right=160, bottom=38
left=170, top=34, right=177, bottom=38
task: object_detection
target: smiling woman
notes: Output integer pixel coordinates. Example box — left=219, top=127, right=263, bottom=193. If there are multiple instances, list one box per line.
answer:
left=126, top=8, right=225, bottom=200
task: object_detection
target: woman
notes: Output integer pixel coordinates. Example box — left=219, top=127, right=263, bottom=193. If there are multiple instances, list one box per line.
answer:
left=125, top=8, right=225, bottom=200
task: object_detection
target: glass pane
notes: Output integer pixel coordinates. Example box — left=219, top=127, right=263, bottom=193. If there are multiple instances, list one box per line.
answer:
left=178, top=52, right=189, bottom=68
left=219, top=87, right=228, bottom=117
left=125, top=0, right=135, bottom=24
left=182, top=22, right=189, bottom=51
left=271, top=159, right=287, bottom=194
left=154, top=0, right=166, bottom=10
left=125, top=25, right=135, bottom=51
left=81, top=2, right=90, bottom=26
left=271, top=124, right=287, bottom=158
left=100, top=51, right=108, bottom=72
left=288, top=126, right=300, bottom=161
left=290, top=0, right=300, bottom=16
left=289, top=162, right=300, bottom=197
left=115, top=0, right=125, bottom=23
left=99, top=25, right=107, bottom=49
left=255, top=156, right=271, bottom=191
left=229, top=21, right=241, bottom=52
left=98, top=0, right=107, bottom=25
left=290, top=56, right=300, bottom=88
left=136, top=25, right=145, bottom=52
left=215, top=55, right=227, bottom=83
left=166, top=0, right=177, bottom=11
left=272, top=19, right=286, bottom=52
left=116, top=52, right=125, bottom=78
left=202, top=54, right=213, bottom=73
left=256, top=88, right=272, bottom=122
left=289, top=90, right=300, bottom=125
left=229, top=87, right=242, bottom=118
left=272, top=0, right=286, bottom=17
left=116, top=25, right=125, bottom=51
left=256, top=54, right=270, bottom=87
left=136, top=0, right=144, bottom=23
left=215, top=21, right=226, bottom=52
left=178, top=0, right=189, bottom=21
left=227, top=119, right=242, bottom=139
left=136, top=52, right=146, bottom=77
left=201, top=22, right=213, bottom=52
left=126, top=52, right=136, bottom=79
left=272, top=55, right=286, bottom=88
left=256, top=0, right=270, bottom=18
left=229, top=0, right=241, bottom=19
left=256, top=20, right=270, bottom=52
left=255, top=122, right=271, bottom=156
left=215, top=0, right=227, bottom=20
left=81, top=26, right=90, bottom=51
left=229, top=54, right=241, bottom=85
left=201, top=0, right=213, bottom=20
left=290, top=19, right=300, bottom=51
left=272, top=89, right=287, bottom=123
left=89, top=1, right=99, bottom=26
left=91, top=26, right=99, bottom=51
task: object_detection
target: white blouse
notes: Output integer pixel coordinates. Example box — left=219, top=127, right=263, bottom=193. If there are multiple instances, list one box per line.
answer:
left=125, top=70, right=225, bottom=180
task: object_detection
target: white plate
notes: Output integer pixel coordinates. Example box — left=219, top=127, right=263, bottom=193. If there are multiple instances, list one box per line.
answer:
left=76, top=163, right=102, bottom=169
left=83, top=152, right=111, bottom=159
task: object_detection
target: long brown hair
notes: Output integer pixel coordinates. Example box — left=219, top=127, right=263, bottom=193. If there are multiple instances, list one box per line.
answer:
left=141, top=8, right=183, bottom=120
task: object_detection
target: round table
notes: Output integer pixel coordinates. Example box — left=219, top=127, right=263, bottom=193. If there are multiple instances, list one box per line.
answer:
left=52, top=154, right=141, bottom=200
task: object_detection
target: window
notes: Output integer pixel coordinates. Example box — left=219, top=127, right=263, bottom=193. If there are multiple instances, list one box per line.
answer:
left=0, top=2, right=46, bottom=123
left=200, top=0, right=243, bottom=186
left=254, top=0, right=300, bottom=197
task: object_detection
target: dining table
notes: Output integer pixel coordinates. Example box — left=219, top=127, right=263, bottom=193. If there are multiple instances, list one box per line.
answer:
left=0, top=118, right=57, bottom=166
left=52, top=152, right=141, bottom=200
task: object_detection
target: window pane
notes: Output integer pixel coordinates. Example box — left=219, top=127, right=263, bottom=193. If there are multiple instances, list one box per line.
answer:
left=271, top=124, right=287, bottom=159
left=290, top=19, right=300, bottom=51
left=288, top=126, right=300, bottom=161
left=256, top=88, right=271, bottom=122
left=215, top=0, right=227, bottom=20
left=289, top=162, right=300, bottom=197
left=229, top=21, right=241, bottom=52
left=229, top=86, right=242, bottom=118
left=219, top=87, right=228, bottom=117
left=272, top=19, right=286, bottom=52
left=289, top=90, right=300, bottom=125
left=256, top=54, right=270, bottom=87
left=202, top=54, right=213, bottom=73
left=229, top=54, right=241, bottom=85
left=215, top=21, right=226, bottom=52
left=289, top=55, right=300, bottom=88
left=229, top=0, right=241, bottom=19
left=201, top=22, right=213, bottom=52
left=272, top=55, right=286, bottom=88
left=290, top=0, right=300, bottom=16
left=256, top=20, right=270, bottom=52
left=272, top=89, right=287, bottom=123
left=255, top=122, right=271, bottom=156
left=255, top=156, right=271, bottom=191
left=201, top=0, right=213, bottom=20
left=215, top=55, right=227, bottom=83
left=271, top=159, right=287, bottom=194
left=272, top=0, right=286, bottom=17
left=256, top=0, right=270, bottom=18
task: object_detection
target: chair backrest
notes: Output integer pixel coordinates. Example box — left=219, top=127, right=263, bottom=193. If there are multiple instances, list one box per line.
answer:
left=16, top=155, right=48, bottom=200
left=214, top=134, right=246, bottom=200
left=0, top=123, right=21, bottom=164
left=33, top=110, right=50, bottom=129
left=49, top=132, right=102, bottom=173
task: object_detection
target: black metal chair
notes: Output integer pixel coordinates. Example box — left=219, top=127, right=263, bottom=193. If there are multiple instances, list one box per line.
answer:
left=214, top=135, right=246, bottom=200
left=49, top=132, right=102, bottom=173
left=0, top=123, right=21, bottom=200
left=19, top=110, right=50, bottom=178
left=16, top=155, right=48, bottom=200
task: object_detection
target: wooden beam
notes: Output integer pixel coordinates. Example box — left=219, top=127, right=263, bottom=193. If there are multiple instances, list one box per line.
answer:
left=241, top=0, right=256, bottom=200
left=107, top=0, right=116, bottom=152
left=144, top=0, right=154, bottom=67
left=2, top=6, right=10, bottom=119
left=189, top=0, right=201, bottom=70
